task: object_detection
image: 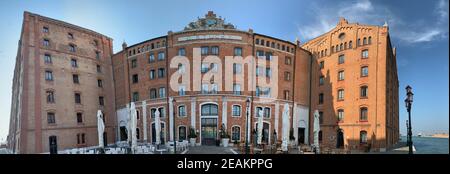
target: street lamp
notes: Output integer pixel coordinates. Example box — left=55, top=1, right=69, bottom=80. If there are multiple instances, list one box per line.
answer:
left=404, top=85, right=414, bottom=154
left=245, top=98, right=251, bottom=154
left=173, top=98, right=177, bottom=154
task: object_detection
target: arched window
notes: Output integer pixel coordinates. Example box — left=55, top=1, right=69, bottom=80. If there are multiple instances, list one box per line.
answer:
left=331, top=46, right=334, bottom=53
left=363, top=37, right=367, bottom=45
left=349, top=41, right=353, bottom=48
left=344, top=42, right=347, bottom=49
left=360, top=131, right=368, bottom=144
left=232, top=126, right=241, bottom=142
left=360, top=107, right=368, bottom=121
left=368, top=37, right=372, bottom=44
left=362, top=49, right=369, bottom=59
left=336, top=45, right=339, bottom=52
left=357, top=39, right=361, bottom=46
left=178, top=105, right=186, bottom=117
left=255, top=38, right=260, bottom=45
left=340, top=43, right=343, bottom=50
left=201, top=104, right=218, bottom=116
left=318, top=131, right=323, bottom=142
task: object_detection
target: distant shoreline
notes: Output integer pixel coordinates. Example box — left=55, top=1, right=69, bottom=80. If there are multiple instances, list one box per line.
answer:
left=422, top=134, right=449, bottom=139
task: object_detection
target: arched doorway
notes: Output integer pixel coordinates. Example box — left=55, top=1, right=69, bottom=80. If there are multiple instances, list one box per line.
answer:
left=201, top=103, right=218, bottom=146
left=255, top=122, right=270, bottom=144
left=49, top=136, right=57, bottom=154
left=119, top=121, right=127, bottom=141
left=336, top=129, right=344, bottom=148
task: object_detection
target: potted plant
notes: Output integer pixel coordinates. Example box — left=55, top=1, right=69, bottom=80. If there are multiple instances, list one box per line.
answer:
left=220, top=124, right=230, bottom=147
left=289, top=128, right=296, bottom=146
left=188, top=127, right=197, bottom=146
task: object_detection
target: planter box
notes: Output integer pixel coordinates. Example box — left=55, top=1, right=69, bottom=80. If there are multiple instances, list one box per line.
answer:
left=222, top=138, right=230, bottom=147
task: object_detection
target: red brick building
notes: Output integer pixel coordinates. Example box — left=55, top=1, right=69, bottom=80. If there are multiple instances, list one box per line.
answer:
left=8, top=11, right=399, bottom=153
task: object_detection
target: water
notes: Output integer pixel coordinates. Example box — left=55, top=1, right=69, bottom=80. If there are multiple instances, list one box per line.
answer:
left=400, top=136, right=449, bottom=154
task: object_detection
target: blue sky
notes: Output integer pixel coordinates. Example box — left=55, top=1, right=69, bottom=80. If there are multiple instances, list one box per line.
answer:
left=0, top=0, right=448, bottom=142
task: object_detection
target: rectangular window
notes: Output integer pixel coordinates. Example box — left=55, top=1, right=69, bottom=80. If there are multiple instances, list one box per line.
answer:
left=256, top=50, right=264, bottom=58
left=319, top=93, right=324, bottom=104
left=361, top=86, right=368, bottom=98
left=232, top=105, right=241, bottom=117
left=201, top=46, right=209, bottom=55
left=76, top=113, right=83, bottom=123
left=201, top=84, right=209, bottom=94
left=46, top=91, right=55, bottom=103
left=265, top=52, right=273, bottom=61
left=149, top=70, right=155, bottom=79
left=68, top=33, right=74, bottom=39
left=43, top=39, right=50, bottom=47
left=201, top=63, right=209, bottom=73
left=266, top=68, right=272, bottom=78
left=43, top=26, right=49, bottom=33
left=319, top=76, right=324, bottom=85
left=158, top=68, right=165, bottom=78
left=47, top=113, right=55, bottom=124
left=71, top=59, right=78, bottom=68
left=150, top=89, right=157, bottom=99
left=284, top=90, right=290, bottom=100
left=234, top=47, right=242, bottom=56
left=99, top=96, right=104, bottom=106
left=159, top=87, right=166, bottom=98
left=338, top=110, right=344, bottom=122
left=132, top=74, right=139, bottom=83
left=338, top=55, right=345, bottom=64
left=44, top=54, right=52, bottom=64
left=319, top=111, right=323, bottom=124
left=233, top=63, right=242, bottom=74
left=149, top=53, right=155, bottom=62
left=361, top=66, right=369, bottom=77
left=75, top=93, right=81, bottom=104
left=338, top=89, right=344, bottom=100
left=264, top=108, right=271, bottom=118
left=338, top=71, right=344, bottom=81
left=360, top=108, right=368, bottom=121
left=72, top=74, right=79, bottom=84
left=45, top=71, right=53, bottom=81
left=285, top=57, right=292, bottom=65
left=178, top=48, right=186, bottom=56
left=319, top=61, right=324, bottom=69
left=179, top=86, right=186, bottom=96
left=97, top=65, right=102, bottom=73
left=157, top=52, right=165, bottom=61
left=96, top=51, right=100, bottom=59
left=69, top=45, right=76, bottom=52
left=362, top=50, right=369, bottom=59
left=132, top=92, right=139, bottom=102
left=211, top=46, right=219, bottom=55
left=131, top=59, right=137, bottom=68
left=178, top=106, right=186, bottom=117
left=285, top=72, right=291, bottom=81
left=211, top=84, right=218, bottom=94
left=97, top=79, right=103, bottom=88
left=233, top=84, right=241, bottom=95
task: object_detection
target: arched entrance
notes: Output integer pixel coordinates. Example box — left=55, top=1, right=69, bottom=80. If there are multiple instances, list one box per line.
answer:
left=336, top=129, right=344, bottom=148
left=49, top=136, right=57, bottom=154
left=201, top=103, right=219, bottom=146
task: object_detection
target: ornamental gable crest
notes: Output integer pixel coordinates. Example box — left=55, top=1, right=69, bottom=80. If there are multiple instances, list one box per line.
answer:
left=184, top=11, right=236, bottom=31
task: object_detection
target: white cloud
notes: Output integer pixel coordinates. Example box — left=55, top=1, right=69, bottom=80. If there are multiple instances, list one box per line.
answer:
left=298, top=0, right=448, bottom=44
left=399, top=30, right=442, bottom=43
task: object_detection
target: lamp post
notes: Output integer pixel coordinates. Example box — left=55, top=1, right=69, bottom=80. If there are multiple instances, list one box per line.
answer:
left=404, top=85, right=414, bottom=154
left=245, top=98, right=251, bottom=154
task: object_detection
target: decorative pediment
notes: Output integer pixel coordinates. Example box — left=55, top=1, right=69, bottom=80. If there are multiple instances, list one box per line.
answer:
left=184, top=11, right=236, bottom=31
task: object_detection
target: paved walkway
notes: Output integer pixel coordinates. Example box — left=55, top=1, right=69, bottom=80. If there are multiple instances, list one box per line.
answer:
left=186, top=146, right=237, bottom=154
left=0, top=148, right=9, bottom=154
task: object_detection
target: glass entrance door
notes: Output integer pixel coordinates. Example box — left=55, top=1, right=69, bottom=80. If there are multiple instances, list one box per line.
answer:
left=201, top=118, right=217, bottom=146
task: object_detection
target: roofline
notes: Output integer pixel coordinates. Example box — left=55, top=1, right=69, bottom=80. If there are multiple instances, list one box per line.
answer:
left=24, top=11, right=113, bottom=40
left=301, top=22, right=385, bottom=47
left=125, top=35, right=167, bottom=50
left=254, top=33, right=296, bottom=46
